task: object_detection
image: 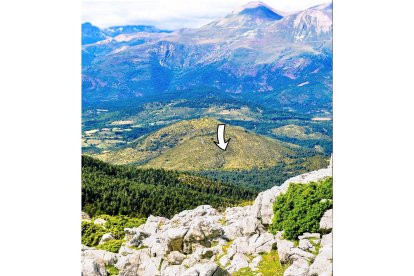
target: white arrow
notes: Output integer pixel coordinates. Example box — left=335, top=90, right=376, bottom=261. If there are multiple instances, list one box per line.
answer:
left=215, top=124, right=230, bottom=151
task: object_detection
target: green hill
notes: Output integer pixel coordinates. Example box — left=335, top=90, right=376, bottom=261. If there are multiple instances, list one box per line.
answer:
left=82, top=155, right=256, bottom=218
left=96, top=118, right=296, bottom=171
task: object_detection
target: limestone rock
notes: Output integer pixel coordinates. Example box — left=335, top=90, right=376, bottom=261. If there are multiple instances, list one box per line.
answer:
left=284, top=259, right=310, bottom=276
left=222, top=206, right=263, bottom=239
left=81, top=258, right=107, bottom=276
left=320, top=209, right=333, bottom=232
left=289, top=248, right=315, bottom=263
left=81, top=248, right=118, bottom=266
left=309, top=233, right=333, bottom=276
left=119, top=248, right=160, bottom=276
left=99, top=233, right=115, bottom=245
left=252, top=167, right=332, bottom=225
left=81, top=247, right=118, bottom=276
left=298, top=233, right=321, bottom=240
left=249, top=255, right=262, bottom=271
left=163, top=265, right=187, bottom=276
left=226, top=253, right=249, bottom=273
left=298, top=239, right=315, bottom=253
left=166, top=251, right=186, bottom=265
left=94, top=218, right=107, bottom=226
left=252, top=186, right=283, bottom=225
left=82, top=211, right=91, bottom=221
left=277, top=240, right=295, bottom=264
left=166, top=226, right=189, bottom=252
left=182, top=262, right=227, bottom=276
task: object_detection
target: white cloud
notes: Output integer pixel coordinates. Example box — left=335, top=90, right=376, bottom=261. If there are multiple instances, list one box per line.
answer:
left=82, top=0, right=330, bottom=29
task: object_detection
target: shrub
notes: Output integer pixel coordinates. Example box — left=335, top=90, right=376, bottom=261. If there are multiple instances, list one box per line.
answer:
left=81, top=221, right=107, bottom=247
left=96, top=239, right=124, bottom=253
left=93, top=215, right=146, bottom=239
left=269, top=177, right=333, bottom=240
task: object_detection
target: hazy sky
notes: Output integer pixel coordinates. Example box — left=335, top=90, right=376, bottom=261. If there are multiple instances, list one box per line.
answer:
left=82, top=0, right=330, bottom=29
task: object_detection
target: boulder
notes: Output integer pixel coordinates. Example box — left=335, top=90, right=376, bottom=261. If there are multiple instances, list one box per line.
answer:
left=119, top=248, right=160, bottom=276
left=309, top=247, right=332, bottom=276
left=298, top=233, right=321, bottom=240
left=219, top=255, right=230, bottom=267
left=94, top=218, right=107, bottom=226
left=99, top=233, right=115, bottom=245
left=277, top=240, right=295, bottom=264
left=226, top=253, right=249, bottom=273
left=283, top=259, right=310, bottom=276
left=248, top=232, right=277, bottom=254
left=298, top=239, right=315, bottom=252
left=166, top=251, right=186, bottom=265
left=182, top=262, right=227, bottom=276
left=183, top=217, right=223, bottom=253
left=166, top=227, right=189, bottom=252
left=289, top=248, right=315, bottom=263
left=163, top=265, right=187, bottom=276
left=81, top=258, right=107, bottom=276
left=81, top=248, right=118, bottom=276
left=82, top=211, right=91, bottom=221
left=81, top=248, right=118, bottom=266
left=249, top=255, right=262, bottom=271
left=320, top=209, right=333, bottom=232
left=252, top=186, right=283, bottom=225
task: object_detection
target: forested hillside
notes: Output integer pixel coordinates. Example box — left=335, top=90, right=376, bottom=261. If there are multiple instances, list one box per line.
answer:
left=82, top=156, right=256, bottom=218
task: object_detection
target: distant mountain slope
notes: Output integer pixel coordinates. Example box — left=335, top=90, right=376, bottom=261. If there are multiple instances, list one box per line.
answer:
left=81, top=2, right=333, bottom=112
left=81, top=22, right=171, bottom=45
left=95, top=118, right=296, bottom=170
left=103, top=25, right=172, bottom=37
left=81, top=22, right=107, bottom=45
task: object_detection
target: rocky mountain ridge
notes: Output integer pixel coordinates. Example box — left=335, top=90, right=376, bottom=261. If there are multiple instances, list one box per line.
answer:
left=82, top=2, right=332, bottom=112
left=81, top=162, right=333, bottom=276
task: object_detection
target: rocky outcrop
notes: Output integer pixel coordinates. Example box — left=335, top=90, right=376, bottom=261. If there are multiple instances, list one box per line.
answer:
left=81, top=246, right=118, bottom=276
left=253, top=167, right=332, bottom=225
left=81, top=164, right=333, bottom=276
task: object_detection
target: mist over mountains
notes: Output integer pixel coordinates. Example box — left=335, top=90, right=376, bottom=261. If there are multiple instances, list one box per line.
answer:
left=82, top=1, right=332, bottom=113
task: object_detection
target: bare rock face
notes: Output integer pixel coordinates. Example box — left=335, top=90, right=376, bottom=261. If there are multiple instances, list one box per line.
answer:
left=81, top=247, right=118, bottom=276
left=320, top=209, right=333, bottom=232
left=222, top=206, right=263, bottom=240
left=226, top=253, right=249, bottom=273
left=309, top=232, right=333, bottom=276
left=119, top=248, right=160, bottom=276
left=163, top=265, right=187, bottom=276
left=166, top=251, right=186, bottom=265
left=81, top=258, right=107, bottom=276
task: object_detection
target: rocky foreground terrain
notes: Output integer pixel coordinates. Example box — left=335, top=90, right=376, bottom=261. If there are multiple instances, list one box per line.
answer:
left=81, top=165, right=332, bottom=276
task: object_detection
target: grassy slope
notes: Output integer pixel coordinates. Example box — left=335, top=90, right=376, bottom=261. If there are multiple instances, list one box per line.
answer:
left=96, top=118, right=295, bottom=170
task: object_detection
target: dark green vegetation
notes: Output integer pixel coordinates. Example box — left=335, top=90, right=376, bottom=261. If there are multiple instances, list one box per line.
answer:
left=81, top=214, right=146, bottom=250
left=82, top=155, right=256, bottom=218
left=269, top=177, right=333, bottom=240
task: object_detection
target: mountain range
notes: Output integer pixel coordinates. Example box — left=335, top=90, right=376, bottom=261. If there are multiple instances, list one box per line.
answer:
left=82, top=1, right=332, bottom=113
